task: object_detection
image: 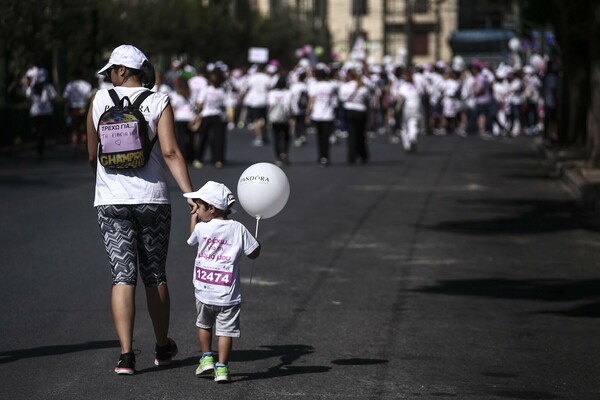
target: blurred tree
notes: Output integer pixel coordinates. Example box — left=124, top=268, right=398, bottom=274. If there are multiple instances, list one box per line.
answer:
left=523, top=0, right=600, bottom=167
left=256, top=5, right=322, bottom=67
left=0, top=0, right=98, bottom=101
left=584, top=1, right=600, bottom=167
left=1, top=0, right=322, bottom=104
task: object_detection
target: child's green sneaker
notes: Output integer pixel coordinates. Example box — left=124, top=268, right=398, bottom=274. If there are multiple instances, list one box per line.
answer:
left=214, top=364, right=231, bottom=383
left=195, top=354, right=215, bottom=377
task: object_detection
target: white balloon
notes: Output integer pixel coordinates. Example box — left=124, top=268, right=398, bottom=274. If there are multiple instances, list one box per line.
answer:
left=237, top=163, right=290, bottom=219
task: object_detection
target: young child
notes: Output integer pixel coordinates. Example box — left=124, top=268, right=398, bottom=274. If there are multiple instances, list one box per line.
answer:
left=184, top=181, right=261, bottom=382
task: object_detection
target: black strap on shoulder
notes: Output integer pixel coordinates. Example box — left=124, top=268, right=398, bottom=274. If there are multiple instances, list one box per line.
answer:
left=132, top=90, right=158, bottom=144
left=133, top=90, right=153, bottom=109
left=108, top=88, right=152, bottom=109
left=108, top=89, right=120, bottom=106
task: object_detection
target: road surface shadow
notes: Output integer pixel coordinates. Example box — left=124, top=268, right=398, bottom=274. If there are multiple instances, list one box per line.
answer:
left=427, top=198, right=600, bottom=234
left=413, top=278, right=600, bottom=318
left=491, top=389, right=557, bottom=399
left=0, top=340, right=119, bottom=364
left=331, top=358, right=389, bottom=365
left=146, top=344, right=332, bottom=380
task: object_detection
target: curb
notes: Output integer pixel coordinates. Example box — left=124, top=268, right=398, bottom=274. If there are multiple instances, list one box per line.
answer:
left=536, top=140, right=600, bottom=213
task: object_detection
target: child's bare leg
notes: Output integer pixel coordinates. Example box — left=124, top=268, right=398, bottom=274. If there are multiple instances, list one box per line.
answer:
left=218, top=336, right=233, bottom=364
left=199, top=328, right=212, bottom=353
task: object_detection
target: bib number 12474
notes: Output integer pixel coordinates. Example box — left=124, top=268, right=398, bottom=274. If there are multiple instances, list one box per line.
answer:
left=195, top=266, right=232, bottom=287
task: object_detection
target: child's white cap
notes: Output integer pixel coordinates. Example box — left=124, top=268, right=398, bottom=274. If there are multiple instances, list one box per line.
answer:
left=184, top=181, right=235, bottom=211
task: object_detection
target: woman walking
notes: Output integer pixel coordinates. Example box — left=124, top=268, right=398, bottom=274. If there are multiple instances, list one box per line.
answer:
left=339, top=67, right=370, bottom=164
left=306, top=63, right=338, bottom=166
left=87, top=45, right=196, bottom=375
left=193, top=66, right=228, bottom=169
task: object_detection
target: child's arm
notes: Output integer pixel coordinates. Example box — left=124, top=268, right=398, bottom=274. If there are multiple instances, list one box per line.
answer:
left=247, top=243, right=261, bottom=260
left=190, top=212, right=199, bottom=234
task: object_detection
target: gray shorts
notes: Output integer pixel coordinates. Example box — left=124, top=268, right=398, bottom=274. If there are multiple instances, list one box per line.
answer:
left=96, top=204, right=171, bottom=287
left=195, top=300, right=241, bottom=337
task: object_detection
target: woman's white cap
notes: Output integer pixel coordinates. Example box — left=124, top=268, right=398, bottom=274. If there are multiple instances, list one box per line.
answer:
left=98, top=44, right=148, bottom=74
left=183, top=181, right=236, bottom=211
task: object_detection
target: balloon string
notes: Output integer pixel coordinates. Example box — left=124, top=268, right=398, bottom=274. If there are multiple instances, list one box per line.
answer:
left=249, top=217, right=260, bottom=290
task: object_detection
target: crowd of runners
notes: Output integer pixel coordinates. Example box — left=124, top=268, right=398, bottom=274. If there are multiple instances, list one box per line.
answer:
left=22, top=52, right=560, bottom=165
left=145, top=53, right=560, bottom=166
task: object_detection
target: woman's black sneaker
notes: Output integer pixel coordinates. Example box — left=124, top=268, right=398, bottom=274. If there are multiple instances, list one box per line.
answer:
left=114, top=352, right=136, bottom=375
left=154, top=338, right=178, bottom=366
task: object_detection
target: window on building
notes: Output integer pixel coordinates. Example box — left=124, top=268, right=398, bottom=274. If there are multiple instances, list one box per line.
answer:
left=413, top=32, right=429, bottom=56
left=414, top=0, right=429, bottom=14
left=387, top=32, right=405, bottom=60
left=314, top=0, right=326, bottom=17
left=386, top=0, right=403, bottom=15
left=352, top=0, right=368, bottom=16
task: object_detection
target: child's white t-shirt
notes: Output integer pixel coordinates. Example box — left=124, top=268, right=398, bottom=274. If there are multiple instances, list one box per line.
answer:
left=187, top=219, right=259, bottom=306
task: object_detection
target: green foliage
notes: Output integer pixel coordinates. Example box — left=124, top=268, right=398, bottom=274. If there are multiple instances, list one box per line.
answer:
left=255, top=6, right=320, bottom=67
left=1, top=0, right=323, bottom=104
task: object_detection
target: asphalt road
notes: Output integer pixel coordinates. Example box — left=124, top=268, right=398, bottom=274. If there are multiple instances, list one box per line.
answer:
left=1, top=128, right=599, bottom=399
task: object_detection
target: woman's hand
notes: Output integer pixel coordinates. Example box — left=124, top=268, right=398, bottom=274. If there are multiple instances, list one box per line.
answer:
left=187, top=198, right=198, bottom=214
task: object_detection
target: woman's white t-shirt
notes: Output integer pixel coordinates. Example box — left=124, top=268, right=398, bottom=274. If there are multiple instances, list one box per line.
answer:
left=267, top=88, right=292, bottom=115
left=339, top=80, right=369, bottom=112
left=289, top=80, right=308, bottom=116
left=92, top=86, right=170, bottom=206
left=187, top=219, right=260, bottom=306
left=169, top=92, right=195, bottom=122
left=26, top=84, right=57, bottom=116
left=242, top=72, right=271, bottom=108
left=308, top=80, right=338, bottom=121
left=397, top=82, right=423, bottom=118
left=197, top=86, right=226, bottom=118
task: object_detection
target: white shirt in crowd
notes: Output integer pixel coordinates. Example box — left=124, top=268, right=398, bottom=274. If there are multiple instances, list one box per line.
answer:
left=338, top=80, right=370, bottom=112
left=242, top=71, right=271, bottom=108
left=289, top=80, right=308, bottom=116
left=267, top=88, right=293, bottom=120
left=188, top=74, right=208, bottom=106
left=170, top=91, right=195, bottom=122
left=26, top=83, right=57, bottom=116
left=308, top=80, right=338, bottom=121
left=396, top=81, right=423, bottom=118
left=63, top=80, right=92, bottom=109
left=197, top=85, right=226, bottom=118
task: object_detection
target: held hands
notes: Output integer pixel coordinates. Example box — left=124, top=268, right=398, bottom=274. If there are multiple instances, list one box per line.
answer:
left=187, top=198, right=199, bottom=214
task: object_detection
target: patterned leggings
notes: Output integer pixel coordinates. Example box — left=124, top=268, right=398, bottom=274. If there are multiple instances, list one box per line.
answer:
left=96, top=204, right=171, bottom=287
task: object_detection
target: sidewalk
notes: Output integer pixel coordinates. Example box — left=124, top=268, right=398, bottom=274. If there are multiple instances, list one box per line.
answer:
left=536, top=138, right=600, bottom=212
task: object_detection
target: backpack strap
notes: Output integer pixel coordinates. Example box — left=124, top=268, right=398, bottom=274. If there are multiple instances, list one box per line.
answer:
left=132, top=90, right=158, bottom=144
left=132, top=90, right=153, bottom=109
left=108, top=88, right=120, bottom=106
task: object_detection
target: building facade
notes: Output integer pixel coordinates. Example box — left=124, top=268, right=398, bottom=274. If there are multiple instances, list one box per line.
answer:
left=254, top=0, right=525, bottom=66
left=254, top=0, right=459, bottom=65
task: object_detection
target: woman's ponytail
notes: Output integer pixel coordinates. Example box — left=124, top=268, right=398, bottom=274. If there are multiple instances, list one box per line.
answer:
left=140, top=60, right=156, bottom=89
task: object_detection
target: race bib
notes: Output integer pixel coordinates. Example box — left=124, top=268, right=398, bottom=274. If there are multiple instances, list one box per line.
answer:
left=195, top=265, right=232, bottom=287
